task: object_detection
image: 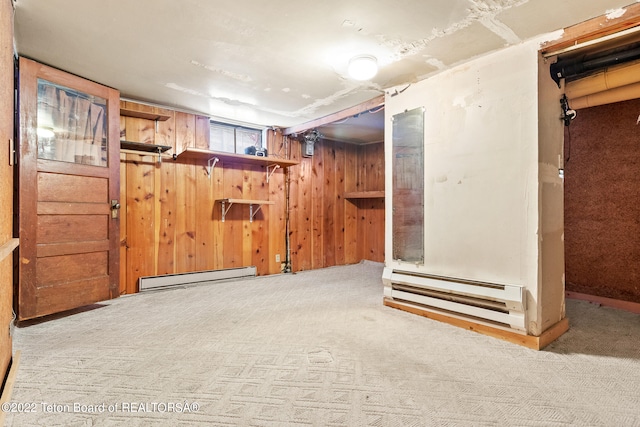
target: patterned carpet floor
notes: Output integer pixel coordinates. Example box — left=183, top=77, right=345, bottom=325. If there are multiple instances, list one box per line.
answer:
left=4, top=262, right=640, bottom=426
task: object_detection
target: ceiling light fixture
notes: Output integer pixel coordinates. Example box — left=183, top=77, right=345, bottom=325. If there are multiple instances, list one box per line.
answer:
left=347, top=55, right=378, bottom=81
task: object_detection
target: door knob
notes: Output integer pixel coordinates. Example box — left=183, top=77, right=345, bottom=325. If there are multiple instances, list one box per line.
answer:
left=111, top=199, right=121, bottom=219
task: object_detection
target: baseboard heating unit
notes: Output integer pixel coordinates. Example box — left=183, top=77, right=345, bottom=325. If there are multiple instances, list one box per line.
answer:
left=382, top=268, right=526, bottom=331
left=139, top=266, right=257, bottom=291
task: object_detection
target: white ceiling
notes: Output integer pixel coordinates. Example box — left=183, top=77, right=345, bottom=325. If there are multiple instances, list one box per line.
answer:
left=13, top=0, right=636, bottom=135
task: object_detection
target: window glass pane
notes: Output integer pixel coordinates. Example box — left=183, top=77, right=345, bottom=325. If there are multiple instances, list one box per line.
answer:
left=209, top=123, right=235, bottom=153
left=37, top=79, right=108, bottom=167
left=209, top=122, right=263, bottom=154
left=235, top=128, right=262, bottom=155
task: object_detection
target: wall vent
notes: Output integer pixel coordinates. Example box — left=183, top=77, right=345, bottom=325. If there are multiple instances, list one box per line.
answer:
left=139, top=266, right=257, bottom=291
left=383, top=268, right=526, bottom=331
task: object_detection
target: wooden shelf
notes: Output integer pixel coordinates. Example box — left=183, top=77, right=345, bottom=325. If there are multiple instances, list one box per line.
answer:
left=120, top=107, right=171, bottom=121
left=344, top=191, right=385, bottom=199
left=216, top=198, right=275, bottom=205
left=120, top=141, right=172, bottom=153
left=215, top=198, right=275, bottom=222
left=176, top=147, right=299, bottom=168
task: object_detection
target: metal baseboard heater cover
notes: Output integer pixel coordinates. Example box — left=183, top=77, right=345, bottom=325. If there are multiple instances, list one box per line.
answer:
left=382, top=268, right=526, bottom=331
left=139, top=266, right=257, bottom=291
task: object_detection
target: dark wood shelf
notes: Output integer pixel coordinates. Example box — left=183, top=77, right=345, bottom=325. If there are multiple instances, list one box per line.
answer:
left=120, top=107, right=171, bottom=121
left=176, top=147, right=299, bottom=168
left=120, top=141, right=172, bottom=153
left=344, top=191, right=385, bottom=199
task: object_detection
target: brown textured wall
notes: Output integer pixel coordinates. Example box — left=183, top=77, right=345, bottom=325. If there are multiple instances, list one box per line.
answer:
left=564, top=98, right=640, bottom=303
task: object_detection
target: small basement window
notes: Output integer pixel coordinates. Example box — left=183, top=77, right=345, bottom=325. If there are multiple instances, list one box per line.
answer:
left=210, top=121, right=263, bottom=155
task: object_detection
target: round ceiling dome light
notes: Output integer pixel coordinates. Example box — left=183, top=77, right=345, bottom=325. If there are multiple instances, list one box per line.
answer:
left=347, top=55, right=378, bottom=81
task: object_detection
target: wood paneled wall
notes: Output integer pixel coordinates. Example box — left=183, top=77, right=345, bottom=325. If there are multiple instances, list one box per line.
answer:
left=119, top=101, right=384, bottom=293
left=288, top=139, right=385, bottom=271
left=0, top=0, right=14, bottom=386
left=119, top=102, right=287, bottom=294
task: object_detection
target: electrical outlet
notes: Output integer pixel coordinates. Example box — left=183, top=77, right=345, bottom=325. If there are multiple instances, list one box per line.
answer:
left=275, top=254, right=281, bottom=263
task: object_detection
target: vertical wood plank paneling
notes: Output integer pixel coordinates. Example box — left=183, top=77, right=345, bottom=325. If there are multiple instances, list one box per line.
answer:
left=370, top=143, right=385, bottom=262
left=354, top=199, right=365, bottom=262
left=157, top=159, right=176, bottom=275
left=322, top=141, right=336, bottom=267
left=125, top=154, right=155, bottom=293
left=195, top=161, right=214, bottom=271
left=175, top=160, right=197, bottom=272
left=288, top=139, right=300, bottom=272
left=241, top=166, right=254, bottom=269
left=250, top=164, right=269, bottom=275
left=344, top=143, right=359, bottom=264
left=195, top=115, right=213, bottom=270
left=357, top=145, right=367, bottom=193
left=174, top=112, right=197, bottom=272
left=267, top=131, right=286, bottom=274
left=153, top=162, right=161, bottom=275
left=156, top=110, right=175, bottom=154
left=223, top=165, right=244, bottom=268
left=373, top=198, right=385, bottom=262
left=119, top=152, right=127, bottom=294
left=212, top=158, right=225, bottom=270
left=296, top=157, right=312, bottom=271
left=195, top=115, right=211, bottom=150
left=119, top=114, right=128, bottom=293
left=334, top=142, right=346, bottom=265
left=123, top=101, right=155, bottom=145
left=370, top=143, right=385, bottom=191
left=270, top=168, right=286, bottom=274
left=362, top=143, right=384, bottom=262
left=175, top=112, right=195, bottom=154
left=311, top=143, right=324, bottom=269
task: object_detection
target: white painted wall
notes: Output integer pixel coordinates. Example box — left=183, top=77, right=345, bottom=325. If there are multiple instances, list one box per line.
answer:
left=385, top=38, right=554, bottom=334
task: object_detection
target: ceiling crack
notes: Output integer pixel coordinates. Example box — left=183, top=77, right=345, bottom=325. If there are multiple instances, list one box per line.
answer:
left=479, top=16, right=521, bottom=44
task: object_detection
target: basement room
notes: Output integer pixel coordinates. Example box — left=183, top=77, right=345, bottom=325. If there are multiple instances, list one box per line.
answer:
left=0, top=1, right=639, bottom=425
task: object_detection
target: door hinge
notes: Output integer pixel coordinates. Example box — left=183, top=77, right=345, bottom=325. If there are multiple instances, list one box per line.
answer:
left=9, top=139, right=15, bottom=166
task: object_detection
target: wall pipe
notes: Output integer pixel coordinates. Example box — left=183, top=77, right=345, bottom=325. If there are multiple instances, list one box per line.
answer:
left=565, top=59, right=640, bottom=99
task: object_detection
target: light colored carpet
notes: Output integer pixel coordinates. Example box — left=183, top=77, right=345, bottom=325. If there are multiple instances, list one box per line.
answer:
left=4, top=262, right=640, bottom=426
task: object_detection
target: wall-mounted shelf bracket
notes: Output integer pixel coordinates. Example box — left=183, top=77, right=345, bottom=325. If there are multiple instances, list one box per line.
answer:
left=220, top=199, right=233, bottom=222
left=120, top=141, right=172, bottom=164
left=249, top=204, right=262, bottom=222
left=266, top=164, right=280, bottom=183
left=207, top=157, right=220, bottom=177
left=216, top=198, right=275, bottom=222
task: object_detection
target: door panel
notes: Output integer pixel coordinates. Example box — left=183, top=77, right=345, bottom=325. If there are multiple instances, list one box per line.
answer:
left=37, top=252, right=108, bottom=285
left=18, top=57, right=120, bottom=320
left=38, top=172, right=108, bottom=203
left=33, top=277, right=111, bottom=316
left=37, top=215, right=108, bottom=243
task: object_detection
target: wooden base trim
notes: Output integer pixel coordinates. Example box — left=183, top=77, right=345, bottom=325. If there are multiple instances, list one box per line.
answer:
left=0, top=351, right=21, bottom=426
left=566, top=291, right=640, bottom=315
left=383, top=298, right=569, bottom=350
